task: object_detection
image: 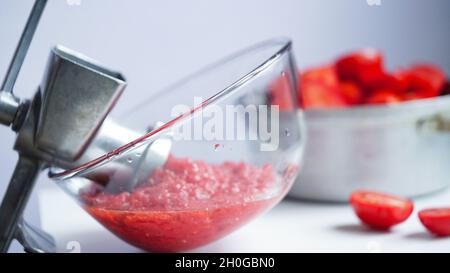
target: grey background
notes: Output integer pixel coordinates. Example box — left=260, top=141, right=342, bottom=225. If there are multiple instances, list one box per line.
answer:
left=0, top=0, right=449, bottom=252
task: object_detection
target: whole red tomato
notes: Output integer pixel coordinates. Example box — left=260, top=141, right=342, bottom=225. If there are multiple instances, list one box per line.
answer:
left=336, top=48, right=384, bottom=84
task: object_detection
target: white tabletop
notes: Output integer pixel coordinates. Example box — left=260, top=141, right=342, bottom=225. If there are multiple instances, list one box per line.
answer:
left=37, top=183, right=450, bottom=253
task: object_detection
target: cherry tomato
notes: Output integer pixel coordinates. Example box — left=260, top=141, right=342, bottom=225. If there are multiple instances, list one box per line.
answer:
left=301, top=81, right=347, bottom=109
left=359, top=71, right=403, bottom=93
left=338, top=81, right=364, bottom=104
left=350, top=190, right=414, bottom=230
left=393, top=69, right=412, bottom=92
left=300, top=66, right=347, bottom=109
left=336, top=48, right=383, bottom=83
left=418, top=208, right=450, bottom=236
left=409, top=64, right=446, bottom=93
left=297, top=52, right=446, bottom=108
left=301, top=65, right=339, bottom=88
left=365, top=89, right=402, bottom=105
left=396, top=64, right=446, bottom=99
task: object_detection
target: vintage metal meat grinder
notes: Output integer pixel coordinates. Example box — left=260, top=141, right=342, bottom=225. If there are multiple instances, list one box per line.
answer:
left=0, top=0, right=170, bottom=252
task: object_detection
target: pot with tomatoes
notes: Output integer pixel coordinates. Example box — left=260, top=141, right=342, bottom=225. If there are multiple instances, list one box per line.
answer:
left=271, top=49, right=450, bottom=201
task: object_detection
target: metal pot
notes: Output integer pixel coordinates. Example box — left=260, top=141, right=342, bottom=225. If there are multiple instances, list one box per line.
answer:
left=290, top=95, right=450, bottom=202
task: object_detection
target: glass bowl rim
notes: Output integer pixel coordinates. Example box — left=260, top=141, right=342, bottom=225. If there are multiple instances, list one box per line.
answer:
left=49, top=38, right=294, bottom=180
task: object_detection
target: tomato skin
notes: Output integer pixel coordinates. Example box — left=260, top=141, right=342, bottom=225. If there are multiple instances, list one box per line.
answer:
left=409, top=64, right=446, bottom=93
left=336, top=49, right=383, bottom=83
left=301, top=65, right=339, bottom=88
left=365, top=89, right=402, bottom=105
left=301, top=81, right=348, bottom=109
left=300, top=66, right=348, bottom=109
left=418, top=208, right=450, bottom=236
left=350, top=191, right=414, bottom=230
left=338, top=81, right=364, bottom=104
left=359, top=71, right=403, bottom=93
left=396, top=64, right=446, bottom=99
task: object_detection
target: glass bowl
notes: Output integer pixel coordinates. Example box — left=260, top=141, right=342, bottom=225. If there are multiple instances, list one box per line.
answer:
left=49, top=39, right=305, bottom=252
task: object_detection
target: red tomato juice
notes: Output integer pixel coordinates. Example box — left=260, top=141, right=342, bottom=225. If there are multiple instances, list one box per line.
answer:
left=81, top=155, right=284, bottom=252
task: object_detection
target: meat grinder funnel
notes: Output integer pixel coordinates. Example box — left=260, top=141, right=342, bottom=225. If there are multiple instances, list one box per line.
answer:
left=36, top=45, right=127, bottom=162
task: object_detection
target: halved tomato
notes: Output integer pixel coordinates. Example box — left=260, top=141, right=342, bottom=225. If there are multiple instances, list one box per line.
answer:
left=350, top=190, right=414, bottom=230
left=418, top=208, right=450, bottom=236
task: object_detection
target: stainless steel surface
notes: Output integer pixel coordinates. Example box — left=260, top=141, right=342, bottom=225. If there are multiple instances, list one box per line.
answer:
left=59, top=120, right=173, bottom=193
left=0, top=92, right=19, bottom=125
left=0, top=156, right=42, bottom=252
left=35, top=45, right=126, bottom=162
left=3, top=45, right=130, bottom=252
left=14, top=45, right=127, bottom=164
left=128, top=134, right=172, bottom=190
left=290, top=96, right=450, bottom=202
